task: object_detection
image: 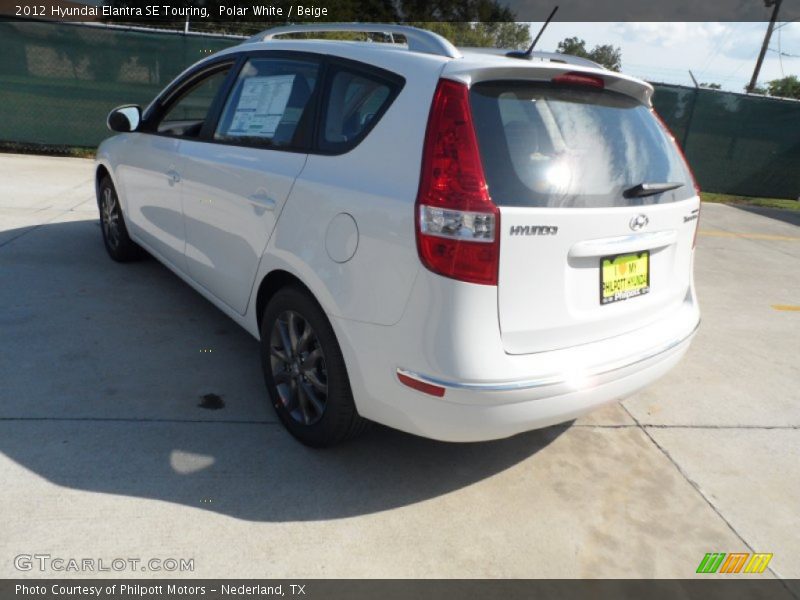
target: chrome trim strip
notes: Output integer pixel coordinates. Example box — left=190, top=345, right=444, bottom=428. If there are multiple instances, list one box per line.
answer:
left=568, top=230, right=677, bottom=258
left=397, top=320, right=699, bottom=393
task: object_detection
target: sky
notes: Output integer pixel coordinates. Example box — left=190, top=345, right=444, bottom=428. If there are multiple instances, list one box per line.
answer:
left=528, top=22, right=800, bottom=92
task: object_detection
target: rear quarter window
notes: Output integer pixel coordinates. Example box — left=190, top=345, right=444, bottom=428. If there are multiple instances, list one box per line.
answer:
left=470, top=81, right=695, bottom=208
left=318, top=65, right=403, bottom=154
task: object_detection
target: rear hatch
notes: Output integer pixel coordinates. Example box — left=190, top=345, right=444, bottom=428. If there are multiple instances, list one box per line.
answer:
left=469, top=73, right=699, bottom=354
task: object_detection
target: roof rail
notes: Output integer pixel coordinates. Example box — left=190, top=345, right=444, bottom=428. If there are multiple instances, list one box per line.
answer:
left=458, top=47, right=604, bottom=69
left=244, top=23, right=462, bottom=59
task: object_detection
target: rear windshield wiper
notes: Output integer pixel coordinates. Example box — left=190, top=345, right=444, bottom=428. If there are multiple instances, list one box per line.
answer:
left=623, top=182, right=684, bottom=199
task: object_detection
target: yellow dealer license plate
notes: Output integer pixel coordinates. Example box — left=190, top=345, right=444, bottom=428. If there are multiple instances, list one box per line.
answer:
left=600, top=251, right=650, bottom=305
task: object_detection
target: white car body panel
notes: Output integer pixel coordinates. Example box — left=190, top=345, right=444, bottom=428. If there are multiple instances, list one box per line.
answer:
left=96, top=35, right=700, bottom=442
left=497, top=198, right=699, bottom=354
left=179, top=140, right=306, bottom=315
left=112, top=134, right=187, bottom=272
left=441, top=57, right=655, bottom=105
left=269, top=64, right=439, bottom=325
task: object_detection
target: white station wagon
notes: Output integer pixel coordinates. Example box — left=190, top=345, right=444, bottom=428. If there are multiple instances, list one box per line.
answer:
left=96, top=24, right=701, bottom=446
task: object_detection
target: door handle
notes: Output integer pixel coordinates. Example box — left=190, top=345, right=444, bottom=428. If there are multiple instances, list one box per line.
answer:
left=248, top=192, right=277, bottom=211
left=166, top=169, right=181, bottom=186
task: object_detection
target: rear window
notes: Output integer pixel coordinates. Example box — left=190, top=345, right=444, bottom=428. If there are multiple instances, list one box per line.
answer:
left=470, top=81, right=695, bottom=208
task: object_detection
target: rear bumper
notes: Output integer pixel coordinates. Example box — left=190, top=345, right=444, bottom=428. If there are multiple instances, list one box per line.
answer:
left=387, top=321, right=696, bottom=442
left=397, top=320, right=698, bottom=394
left=331, top=264, right=700, bottom=443
left=334, top=308, right=698, bottom=442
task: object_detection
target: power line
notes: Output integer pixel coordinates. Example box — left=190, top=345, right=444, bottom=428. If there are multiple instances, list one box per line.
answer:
left=697, top=25, right=735, bottom=81
left=773, top=19, right=799, bottom=31
left=768, top=46, right=800, bottom=58
left=718, top=61, right=750, bottom=89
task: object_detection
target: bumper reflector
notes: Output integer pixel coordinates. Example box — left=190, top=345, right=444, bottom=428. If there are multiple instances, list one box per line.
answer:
left=397, top=370, right=446, bottom=398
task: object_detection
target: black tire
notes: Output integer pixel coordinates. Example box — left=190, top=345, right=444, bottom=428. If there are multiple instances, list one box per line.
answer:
left=97, top=175, right=144, bottom=262
left=260, top=285, right=370, bottom=447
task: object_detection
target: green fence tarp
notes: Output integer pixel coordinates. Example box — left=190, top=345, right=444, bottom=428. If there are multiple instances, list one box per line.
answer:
left=0, top=21, right=239, bottom=148
left=652, top=84, right=800, bottom=200
left=2, top=21, right=799, bottom=199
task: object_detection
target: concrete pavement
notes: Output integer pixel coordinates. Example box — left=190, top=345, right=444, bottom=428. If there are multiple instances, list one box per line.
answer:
left=0, top=154, right=797, bottom=583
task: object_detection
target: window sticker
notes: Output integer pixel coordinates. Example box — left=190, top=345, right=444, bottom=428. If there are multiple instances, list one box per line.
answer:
left=227, top=74, right=295, bottom=138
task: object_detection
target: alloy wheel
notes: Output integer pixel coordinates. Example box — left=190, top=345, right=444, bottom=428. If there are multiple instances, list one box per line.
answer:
left=269, top=310, right=328, bottom=425
left=101, top=187, right=121, bottom=250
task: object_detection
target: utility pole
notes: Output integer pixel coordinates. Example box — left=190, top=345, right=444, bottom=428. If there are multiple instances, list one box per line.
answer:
left=746, top=0, right=783, bottom=93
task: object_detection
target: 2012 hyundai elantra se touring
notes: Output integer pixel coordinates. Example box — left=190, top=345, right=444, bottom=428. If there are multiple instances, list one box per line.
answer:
left=95, top=24, right=701, bottom=446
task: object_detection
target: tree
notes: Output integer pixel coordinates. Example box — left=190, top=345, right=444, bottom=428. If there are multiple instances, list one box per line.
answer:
left=589, top=44, right=622, bottom=72
left=765, top=75, right=800, bottom=100
left=102, top=0, right=529, bottom=48
left=400, top=0, right=518, bottom=23
left=556, top=37, right=587, bottom=57
left=555, top=36, right=622, bottom=71
left=412, top=22, right=530, bottom=49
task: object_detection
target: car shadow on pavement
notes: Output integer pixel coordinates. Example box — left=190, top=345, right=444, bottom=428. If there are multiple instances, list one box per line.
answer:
left=0, top=218, right=565, bottom=522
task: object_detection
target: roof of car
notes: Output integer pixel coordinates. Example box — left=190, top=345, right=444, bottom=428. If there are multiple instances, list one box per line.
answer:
left=219, top=38, right=610, bottom=77
left=207, top=27, right=653, bottom=106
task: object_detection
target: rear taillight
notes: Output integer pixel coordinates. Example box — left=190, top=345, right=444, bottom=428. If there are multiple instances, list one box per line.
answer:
left=652, top=109, right=701, bottom=247
left=416, top=79, right=499, bottom=286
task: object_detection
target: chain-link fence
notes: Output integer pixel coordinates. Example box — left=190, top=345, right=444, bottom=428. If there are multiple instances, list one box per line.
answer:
left=2, top=21, right=799, bottom=199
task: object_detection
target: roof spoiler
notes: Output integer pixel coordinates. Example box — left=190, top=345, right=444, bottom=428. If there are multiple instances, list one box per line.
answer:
left=458, top=47, right=603, bottom=70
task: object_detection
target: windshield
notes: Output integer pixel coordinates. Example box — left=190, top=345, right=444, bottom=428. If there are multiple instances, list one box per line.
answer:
left=470, top=81, right=695, bottom=208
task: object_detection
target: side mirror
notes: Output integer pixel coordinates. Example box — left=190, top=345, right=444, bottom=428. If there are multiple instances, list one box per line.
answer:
left=107, top=105, right=141, bottom=133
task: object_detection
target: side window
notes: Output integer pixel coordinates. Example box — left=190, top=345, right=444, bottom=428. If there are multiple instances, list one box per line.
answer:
left=215, top=57, right=320, bottom=149
left=156, top=66, right=232, bottom=138
left=320, top=67, right=397, bottom=153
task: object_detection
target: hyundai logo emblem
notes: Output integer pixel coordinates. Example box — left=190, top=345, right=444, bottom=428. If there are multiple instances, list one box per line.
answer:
left=629, top=214, right=649, bottom=231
